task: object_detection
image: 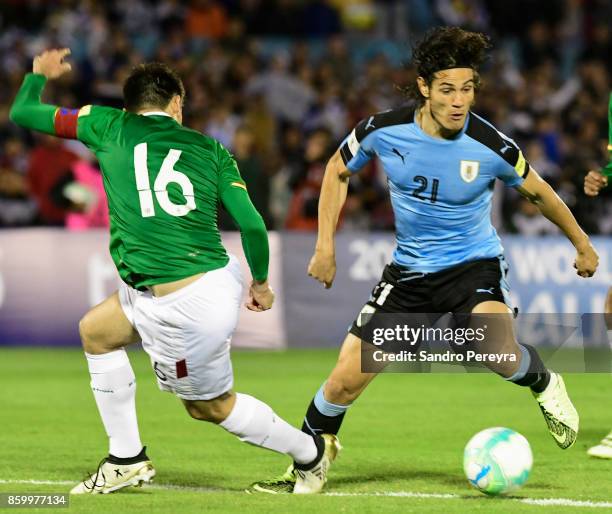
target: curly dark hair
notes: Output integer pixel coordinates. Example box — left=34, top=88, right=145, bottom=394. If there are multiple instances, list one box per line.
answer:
left=123, top=62, right=185, bottom=112
left=403, top=27, right=491, bottom=105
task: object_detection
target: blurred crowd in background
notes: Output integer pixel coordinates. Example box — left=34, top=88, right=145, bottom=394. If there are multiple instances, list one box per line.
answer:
left=0, top=0, right=610, bottom=234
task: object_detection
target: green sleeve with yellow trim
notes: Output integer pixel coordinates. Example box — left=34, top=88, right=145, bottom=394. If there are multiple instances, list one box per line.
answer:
left=9, top=73, right=57, bottom=134
left=218, top=144, right=269, bottom=282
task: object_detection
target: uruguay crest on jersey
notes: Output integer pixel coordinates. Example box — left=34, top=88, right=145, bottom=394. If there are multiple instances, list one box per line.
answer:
left=460, top=160, right=480, bottom=183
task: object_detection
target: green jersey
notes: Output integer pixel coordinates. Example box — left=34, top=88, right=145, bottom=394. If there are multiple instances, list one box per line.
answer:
left=10, top=74, right=269, bottom=289
left=77, top=106, right=242, bottom=288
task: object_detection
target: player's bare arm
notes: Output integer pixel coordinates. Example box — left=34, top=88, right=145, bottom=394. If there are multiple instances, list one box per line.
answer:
left=516, top=167, right=598, bottom=278
left=308, top=150, right=350, bottom=289
left=584, top=170, right=608, bottom=196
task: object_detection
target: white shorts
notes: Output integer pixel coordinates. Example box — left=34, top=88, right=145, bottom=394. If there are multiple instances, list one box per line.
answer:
left=119, top=255, right=244, bottom=400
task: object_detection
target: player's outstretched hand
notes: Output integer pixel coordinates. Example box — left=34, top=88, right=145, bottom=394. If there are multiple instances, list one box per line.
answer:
left=247, top=280, right=274, bottom=312
left=584, top=170, right=608, bottom=196
left=33, top=48, right=72, bottom=79
left=574, top=241, right=599, bottom=278
left=308, top=249, right=336, bottom=289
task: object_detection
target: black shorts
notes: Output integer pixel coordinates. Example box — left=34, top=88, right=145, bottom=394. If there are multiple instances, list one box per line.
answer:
left=349, top=257, right=512, bottom=340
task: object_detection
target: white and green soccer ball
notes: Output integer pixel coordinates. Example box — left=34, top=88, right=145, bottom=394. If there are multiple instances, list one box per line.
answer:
left=463, top=427, right=533, bottom=496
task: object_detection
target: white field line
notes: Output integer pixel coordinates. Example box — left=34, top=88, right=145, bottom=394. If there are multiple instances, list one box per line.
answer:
left=328, top=492, right=612, bottom=508
left=1, top=479, right=612, bottom=508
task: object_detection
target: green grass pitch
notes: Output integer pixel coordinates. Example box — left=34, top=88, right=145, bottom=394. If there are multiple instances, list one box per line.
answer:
left=1, top=348, right=612, bottom=513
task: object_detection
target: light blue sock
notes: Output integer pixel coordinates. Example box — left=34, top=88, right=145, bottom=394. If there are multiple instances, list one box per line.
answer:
left=314, top=383, right=351, bottom=417
left=505, top=344, right=531, bottom=382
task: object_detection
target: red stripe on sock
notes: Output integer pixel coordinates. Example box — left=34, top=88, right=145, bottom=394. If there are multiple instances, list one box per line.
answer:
left=54, top=108, right=79, bottom=138
left=176, top=359, right=188, bottom=379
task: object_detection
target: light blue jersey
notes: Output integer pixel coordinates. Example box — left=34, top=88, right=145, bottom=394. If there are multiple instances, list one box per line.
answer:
left=339, top=107, right=529, bottom=273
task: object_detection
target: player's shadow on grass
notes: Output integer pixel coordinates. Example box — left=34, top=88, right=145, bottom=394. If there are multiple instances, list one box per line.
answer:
left=155, top=467, right=467, bottom=492
left=575, top=427, right=612, bottom=446
left=329, top=467, right=466, bottom=488
left=61, top=465, right=238, bottom=492
left=156, top=469, right=246, bottom=491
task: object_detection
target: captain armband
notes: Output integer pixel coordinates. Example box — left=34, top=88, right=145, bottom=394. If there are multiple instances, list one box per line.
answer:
left=514, top=151, right=529, bottom=178
left=53, top=107, right=80, bottom=138
left=53, top=105, right=92, bottom=139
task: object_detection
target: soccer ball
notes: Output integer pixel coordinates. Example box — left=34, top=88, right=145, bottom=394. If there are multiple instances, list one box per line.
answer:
left=463, top=427, right=533, bottom=495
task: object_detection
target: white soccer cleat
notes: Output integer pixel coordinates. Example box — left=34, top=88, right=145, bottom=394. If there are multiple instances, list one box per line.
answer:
left=70, top=457, right=155, bottom=494
left=293, top=434, right=341, bottom=494
left=587, top=431, right=612, bottom=459
left=532, top=372, right=579, bottom=449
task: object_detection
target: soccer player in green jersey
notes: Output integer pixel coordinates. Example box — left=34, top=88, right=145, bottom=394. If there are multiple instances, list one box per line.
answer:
left=10, top=49, right=339, bottom=494
left=584, top=92, right=612, bottom=458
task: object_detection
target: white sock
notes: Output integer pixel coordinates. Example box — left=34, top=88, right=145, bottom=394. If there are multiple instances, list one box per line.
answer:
left=220, top=393, right=318, bottom=465
left=86, top=350, right=142, bottom=458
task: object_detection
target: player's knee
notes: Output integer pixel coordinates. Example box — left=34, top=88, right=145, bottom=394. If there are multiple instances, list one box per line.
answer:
left=79, top=314, right=101, bottom=353
left=185, top=404, right=226, bottom=423
left=184, top=402, right=210, bottom=421
left=184, top=393, right=234, bottom=424
left=324, top=376, right=361, bottom=405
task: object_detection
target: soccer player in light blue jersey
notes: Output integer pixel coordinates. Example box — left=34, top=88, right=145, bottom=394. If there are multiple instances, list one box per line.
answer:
left=250, top=27, right=599, bottom=493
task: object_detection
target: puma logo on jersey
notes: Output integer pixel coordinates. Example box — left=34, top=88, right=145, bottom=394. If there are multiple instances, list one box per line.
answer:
left=392, top=147, right=409, bottom=164
left=231, top=182, right=247, bottom=191
left=500, top=141, right=512, bottom=154
left=476, top=287, right=495, bottom=294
